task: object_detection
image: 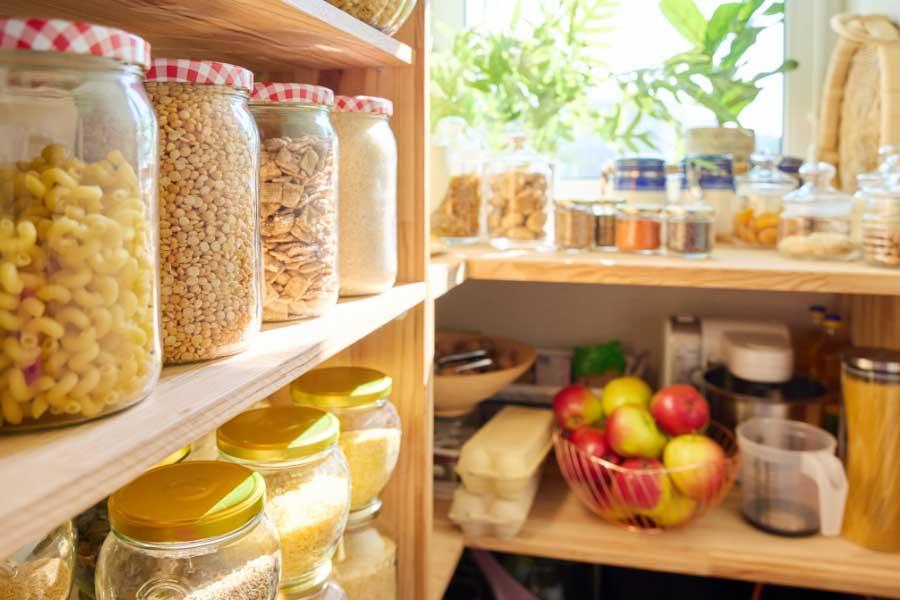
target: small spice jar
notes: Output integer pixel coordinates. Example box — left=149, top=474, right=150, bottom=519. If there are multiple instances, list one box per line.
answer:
left=291, top=367, right=402, bottom=513
left=615, top=204, right=662, bottom=254
left=250, top=83, right=339, bottom=322
left=1, top=521, right=75, bottom=600
left=332, top=96, right=398, bottom=296
left=614, top=158, right=667, bottom=205
left=430, top=117, right=483, bottom=245
left=683, top=154, right=736, bottom=242
left=595, top=197, right=623, bottom=250
left=333, top=505, right=397, bottom=600
left=96, top=462, right=281, bottom=600
left=665, top=203, right=715, bottom=259
left=862, top=186, right=900, bottom=268
left=217, top=406, right=351, bottom=591
left=734, top=153, right=795, bottom=248
left=554, top=200, right=596, bottom=252
left=146, top=59, right=261, bottom=364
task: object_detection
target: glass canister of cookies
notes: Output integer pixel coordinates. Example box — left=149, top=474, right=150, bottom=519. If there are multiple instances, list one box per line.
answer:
left=250, top=83, right=338, bottom=321
left=485, top=133, right=553, bottom=249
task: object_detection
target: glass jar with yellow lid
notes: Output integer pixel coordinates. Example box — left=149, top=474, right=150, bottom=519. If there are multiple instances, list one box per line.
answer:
left=291, top=367, right=402, bottom=513
left=218, top=406, right=350, bottom=591
left=333, top=504, right=397, bottom=600
left=95, top=461, right=280, bottom=600
left=280, top=580, right=347, bottom=600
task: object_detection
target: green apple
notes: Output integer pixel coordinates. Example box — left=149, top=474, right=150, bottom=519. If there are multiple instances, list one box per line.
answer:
left=663, top=434, right=727, bottom=500
left=650, top=492, right=697, bottom=527
left=606, top=405, right=667, bottom=459
left=601, top=376, right=652, bottom=416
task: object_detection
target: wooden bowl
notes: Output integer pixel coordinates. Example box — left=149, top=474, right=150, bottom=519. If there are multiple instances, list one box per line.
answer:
left=434, top=333, right=537, bottom=417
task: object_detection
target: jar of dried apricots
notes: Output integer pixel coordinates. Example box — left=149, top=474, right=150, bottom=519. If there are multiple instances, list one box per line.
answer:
left=734, top=153, right=795, bottom=248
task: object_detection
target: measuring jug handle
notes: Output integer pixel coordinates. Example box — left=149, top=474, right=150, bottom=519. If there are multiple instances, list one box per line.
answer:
left=800, top=452, right=848, bottom=536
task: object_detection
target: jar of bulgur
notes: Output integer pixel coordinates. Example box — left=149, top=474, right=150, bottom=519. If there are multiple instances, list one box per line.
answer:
left=291, top=367, right=402, bottom=513
left=1, top=521, right=75, bottom=600
left=146, top=59, right=261, bottom=364
left=218, top=406, right=350, bottom=592
left=333, top=505, right=397, bottom=600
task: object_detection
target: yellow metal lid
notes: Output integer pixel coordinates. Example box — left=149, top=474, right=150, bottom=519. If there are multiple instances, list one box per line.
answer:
left=291, top=367, right=392, bottom=408
left=216, top=406, right=339, bottom=462
left=155, top=444, right=191, bottom=468
left=108, top=461, right=265, bottom=543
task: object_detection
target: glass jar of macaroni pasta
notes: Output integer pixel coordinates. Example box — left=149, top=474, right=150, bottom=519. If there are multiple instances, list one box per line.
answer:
left=218, top=406, right=351, bottom=592
left=0, top=18, right=161, bottom=431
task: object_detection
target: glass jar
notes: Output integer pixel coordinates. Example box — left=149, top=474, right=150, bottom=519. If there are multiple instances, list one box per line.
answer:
left=613, top=158, right=667, bottom=205
left=333, top=506, right=397, bottom=600
left=1, top=521, right=75, bottom=599
left=325, top=0, right=417, bottom=35
left=218, top=406, right=350, bottom=590
left=733, top=153, right=795, bottom=248
left=615, top=204, right=662, bottom=254
left=665, top=203, right=714, bottom=258
left=554, top=200, right=596, bottom=252
left=281, top=581, right=348, bottom=600
left=862, top=186, right=900, bottom=267
left=841, top=349, right=900, bottom=551
left=777, top=162, right=857, bottom=261
left=485, top=136, right=553, bottom=249
left=778, top=156, right=803, bottom=187
left=146, top=59, right=260, bottom=364
left=430, top=117, right=483, bottom=245
left=595, top=197, right=623, bottom=250
left=682, top=154, right=735, bottom=242
left=250, top=83, right=339, bottom=322
left=96, top=461, right=281, bottom=600
left=291, top=367, right=402, bottom=512
left=0, top=18, right=160, bottom=430
left=332, top=96, right=398, bottom=296
left=75, top=445, right=191, bottom=599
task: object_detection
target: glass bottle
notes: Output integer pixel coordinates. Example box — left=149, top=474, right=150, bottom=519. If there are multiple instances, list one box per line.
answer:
left=734, top=152, right=796, bottom=248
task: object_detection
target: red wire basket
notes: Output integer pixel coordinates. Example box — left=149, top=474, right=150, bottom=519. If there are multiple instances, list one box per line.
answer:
left=553, top=422, right=740, bottom=532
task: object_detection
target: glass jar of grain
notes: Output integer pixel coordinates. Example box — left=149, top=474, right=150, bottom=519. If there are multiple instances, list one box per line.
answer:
left=1, top=521, right=75, bottom=600
left=333, top=504, right=397, bottom=600
left=554, top=200, right=596, bottom=252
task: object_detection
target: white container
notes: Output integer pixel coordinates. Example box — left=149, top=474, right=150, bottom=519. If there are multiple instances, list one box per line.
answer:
left=456, top=406, right=553, bottom=499
left=724, top=332, right=794, bottom=384
left=448, top=477, right=540, bottom=539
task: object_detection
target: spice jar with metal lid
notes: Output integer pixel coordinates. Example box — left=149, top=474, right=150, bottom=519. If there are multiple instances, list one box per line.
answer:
left=615, top=204, right=662, bottom=254
left=683, top=154, right=736, bottom=242
left=96, top=461, right=280, bottom=599
left=554, top=200, right=596, bottom=252
left=251, top=83, right=338, bottom=322
left=1, top=521, right=75, bottom=600
left=291, top=367, right=401, bottom=513
left=0, top=18, right=161, bottom=430
left=333, top=504, right=397, bottom=600
left=146, top=59, right=261, bottom=364
left=595, top=197, right=623, bottom=250
left=665, top=203, right=715, bottom=258
left=862, top=186, right=900, bottom=267
left=734, top=153, right=795, bottom=248
left=218, top=406, right=350, bottom=591
left=614, top=157, right=667, bottom=205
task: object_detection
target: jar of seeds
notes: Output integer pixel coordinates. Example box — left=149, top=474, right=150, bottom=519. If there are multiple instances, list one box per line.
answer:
left=554, top=200, right=596, bottom=252
left=146, top=59, right=261, bottom=364
left=665, top=203, right=715, bottom=258
left=595, top=197, right=624, bottom=250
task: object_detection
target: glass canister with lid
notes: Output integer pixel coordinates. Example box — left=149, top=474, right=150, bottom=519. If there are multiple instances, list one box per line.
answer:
left=665, top=202, right=715, bottom=258
left=0, top=18, right=160, bottom=430
left=430, top=117, right=483, bottom=245
left=250, top=83, right=338, bottom=322
left=682, top=154, right=736, bottom=242
left=1, top=521, right=75, bottom=600
left=734, top=153, right=796, bottom=248
left=613, top=157, right=667, bottom=205
left=777, top=162, right=857, bottom=261
left=291, top=367, right=402, bottom=513
left=615, top=204, right=662, bottom=254
left=95, top=461, right=281, bottom=600
left=332, top=96, right=398, bottom=296
left=333, top=504, right=397, bottom=600
left=217, top=406, right=351, bottom=591
left=595, top=196, right=624, bottom=250
left=554, top=200, right=596, bottom=252
left=862, top=185, right=900, bottom=267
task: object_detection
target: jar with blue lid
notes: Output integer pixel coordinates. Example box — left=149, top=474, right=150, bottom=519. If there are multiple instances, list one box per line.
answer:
left=682, top=154, right=736, bottom=242
left=614, top=157, right=668, bottom=205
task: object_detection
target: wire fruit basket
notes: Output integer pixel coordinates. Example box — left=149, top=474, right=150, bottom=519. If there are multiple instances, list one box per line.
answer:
left=553, top=422, right=740, bottom=532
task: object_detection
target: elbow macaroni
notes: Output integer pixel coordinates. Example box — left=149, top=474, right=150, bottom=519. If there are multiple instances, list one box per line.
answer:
left=0, top=145, right=158, bottom=427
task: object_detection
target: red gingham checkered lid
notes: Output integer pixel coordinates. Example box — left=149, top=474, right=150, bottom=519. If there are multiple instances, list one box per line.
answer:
left=334, top=95, right=394, bottom=116
left=146, top=58, right=253, bottom=91
left=0, top=18, right=150, bottom=70
left=251, top=83, right=334, bottom=106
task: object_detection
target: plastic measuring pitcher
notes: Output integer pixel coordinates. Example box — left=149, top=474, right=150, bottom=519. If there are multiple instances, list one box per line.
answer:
left=736, top=418, right=847, bottom=536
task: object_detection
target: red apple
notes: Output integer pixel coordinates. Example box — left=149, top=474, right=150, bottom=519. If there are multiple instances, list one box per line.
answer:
left=569, top=426, right=614, bottom=460
left=613, top=458, right=672, bottom=511
left=566, top=427, right=621, bottom=507
left=606, top=405, right=667, bottom=459
left=650, top=384, right=710, bottom=436
left=553, top=384, right=603, bottom=431
left=663, top=434, right=727, bottom=500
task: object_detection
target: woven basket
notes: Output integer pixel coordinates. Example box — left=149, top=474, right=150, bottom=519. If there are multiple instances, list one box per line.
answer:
left=817, top=14, right=900, bottom=192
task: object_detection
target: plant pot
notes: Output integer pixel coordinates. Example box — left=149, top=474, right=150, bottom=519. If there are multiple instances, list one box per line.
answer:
left=684, top=127, right=755, bottom=172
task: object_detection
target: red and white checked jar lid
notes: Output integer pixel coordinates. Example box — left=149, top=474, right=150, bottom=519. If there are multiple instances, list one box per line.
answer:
left=251, top=82, right=334, bottom=106
left=334, top=95, right=394, bottom=116
left=146, top=58, right=254, bottom=91
left=0, top=18, right=151, bottom=70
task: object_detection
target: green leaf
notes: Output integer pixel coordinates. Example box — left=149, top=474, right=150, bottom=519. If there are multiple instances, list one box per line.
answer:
left=750, top=58, right=799, bottom=82
left=705, top=3, right=742, bottom=54
left=763, top=1, right=785, bottom=16
left=721, top=26, right=762, bottom=67
left=659, top=0, right=707, bottom=47
left=736, top=0, right=766, bottom=23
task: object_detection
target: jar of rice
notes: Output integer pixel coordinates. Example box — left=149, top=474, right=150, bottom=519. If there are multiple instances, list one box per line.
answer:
left=333, top=504, right=397, bottom=600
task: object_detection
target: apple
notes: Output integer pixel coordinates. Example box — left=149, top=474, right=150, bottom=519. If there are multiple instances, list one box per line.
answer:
left=663, top=434, right=727, bottom=500
left=566, top=427, right=621, bottom=507
left=601, top=376, right=652, bottom=416
left=606, top=405, right=667, bottom=459
left=613, top=458, right=672, bottom=511
left=568, top=426, right=615, bottom=460
left=650, top=384, right=710, bottom=436
left=651, top=492, right=697, bottom=527
left=553, top=384, right=603, bottom=431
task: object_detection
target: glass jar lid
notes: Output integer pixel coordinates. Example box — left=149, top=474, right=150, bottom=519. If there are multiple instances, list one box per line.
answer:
left=778, top=156, right=803, bottom=177
left=665, top=203, right=714, bottom=219
left=146, top=58, right=254, bottom=91
left=618, top=203, right=662, bottom=218
left=292, top=367, right=393, bottom=408
left=334, top=95, right=394, bottom=116
left=251, top=82, right=335, bottom=106
left=555, top=199, right=596, bottom=212
left=843, top=347, right=900, bottom=375
left=157, top=444, right=192, bottom=467
left=108, top=462, right=265, bottom=543
left=737, top=152, right=795, bottom=192
left=681, top=154, right=734, bottom=190
left=782, top=161, right=852, bottom=214
left=217, top=406, right=340, bottom=462
left=614, top=157, right=666, bottom=191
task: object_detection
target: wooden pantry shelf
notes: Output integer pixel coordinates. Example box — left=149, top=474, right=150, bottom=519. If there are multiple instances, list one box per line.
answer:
left=429, top=251, right=468, bottom=300
left=0, top=282, right=425, bottom=557
left=430, top=514, right=465, bottom=600
left=452, top=244, right=900, bottom=295
left=435, top=469, right=900, bottom=599
left=1, top=0, right=414, bottom=71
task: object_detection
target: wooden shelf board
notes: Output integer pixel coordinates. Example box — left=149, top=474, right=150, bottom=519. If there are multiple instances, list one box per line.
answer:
left=435, top=470, right=900, bottom=598
left=429, top=252, right=468, bottom=300
left=452, top=244, right=900, bottom=295
left=430, top=513, right=465, bottom=600
left=0, top=283, right=425, bottom=557
left=1, top=0, right=413, bottom=71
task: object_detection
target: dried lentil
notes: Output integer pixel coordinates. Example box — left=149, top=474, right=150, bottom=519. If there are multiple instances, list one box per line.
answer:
left=340, top=428, right=402, bottom=511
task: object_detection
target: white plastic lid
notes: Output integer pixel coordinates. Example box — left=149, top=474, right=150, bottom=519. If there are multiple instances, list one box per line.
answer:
left=724, top=332, right=794, bottom=383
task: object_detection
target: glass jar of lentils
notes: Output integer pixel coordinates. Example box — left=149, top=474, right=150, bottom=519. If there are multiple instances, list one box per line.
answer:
left=665, top=203, right=715, bottom=259
left=146, top=59, right=261, bottom=363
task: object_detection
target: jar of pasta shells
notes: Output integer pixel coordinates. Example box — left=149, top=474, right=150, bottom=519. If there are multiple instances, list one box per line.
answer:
left=146, top=59, right=261, bottom=363
left=325, top=0, right=418, bottom=35
left=485, top=135, right=553, bottom=249
left=250, top=83, right=338, bottom=321
left=0, top=18, right=160, bottom=430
